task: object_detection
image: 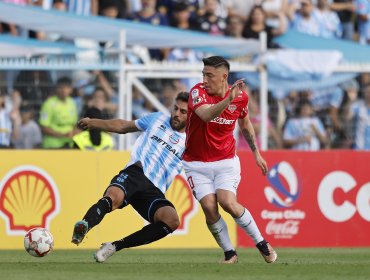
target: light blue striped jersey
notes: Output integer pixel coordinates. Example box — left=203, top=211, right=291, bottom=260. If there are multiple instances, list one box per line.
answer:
left=0, top=109, right=12, bottom=147
left=127, top=112, right=186, bottom=193
left=351, top=100, right=370, bottom=150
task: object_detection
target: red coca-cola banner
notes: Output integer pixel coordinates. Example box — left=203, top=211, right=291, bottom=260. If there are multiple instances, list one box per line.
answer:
left=237, top=151, right=370, bottom=247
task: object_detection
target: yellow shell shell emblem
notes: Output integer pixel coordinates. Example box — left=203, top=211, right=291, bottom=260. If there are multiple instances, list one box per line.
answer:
left=0, top=165, right=60, bottom=235
left=166, top=175, right=195, bottom=232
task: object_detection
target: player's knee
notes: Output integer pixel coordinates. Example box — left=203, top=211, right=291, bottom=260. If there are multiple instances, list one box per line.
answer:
left=159, top=213, right=179, bottom=231
left=219, top=199, right=237, bottom=215
left=166, top=215, right=180, bottom=231
left=201, top=202, right=219, bottom=223
left=154, top=206, right=180, bottom=231
left=105, top=187, right=125, bottom=210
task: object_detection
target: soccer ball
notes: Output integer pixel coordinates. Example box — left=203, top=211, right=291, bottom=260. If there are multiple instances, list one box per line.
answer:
left=24, top=227, right=54, bottom=257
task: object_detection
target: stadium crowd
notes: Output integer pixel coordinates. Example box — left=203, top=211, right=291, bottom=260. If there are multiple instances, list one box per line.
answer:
left=0, top=0, right=370, bottom=150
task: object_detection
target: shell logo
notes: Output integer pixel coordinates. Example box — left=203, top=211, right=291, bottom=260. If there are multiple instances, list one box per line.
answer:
left=0, top=165, right=60, bottom=236
left=165, top=175, right=198, bottom=235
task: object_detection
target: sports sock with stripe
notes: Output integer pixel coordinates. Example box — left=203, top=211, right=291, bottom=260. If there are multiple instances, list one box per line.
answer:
left=113, top=221, right=173, bottom=251
left=207, top=216, right=235, bottom=252
left=234, top=208, right=264, bottom=244
left=82, top=196, right=113, bottom=230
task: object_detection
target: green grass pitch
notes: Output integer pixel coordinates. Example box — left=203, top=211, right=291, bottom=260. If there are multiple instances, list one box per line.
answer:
left=0, top=248, right=369, bottom=280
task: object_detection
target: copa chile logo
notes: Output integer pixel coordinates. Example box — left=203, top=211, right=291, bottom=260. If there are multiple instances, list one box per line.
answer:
left=264, top=161, right=301, bottom=208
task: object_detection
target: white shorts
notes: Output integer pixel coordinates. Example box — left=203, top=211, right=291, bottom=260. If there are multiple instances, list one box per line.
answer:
left=183, top=156, right=241, bottom=201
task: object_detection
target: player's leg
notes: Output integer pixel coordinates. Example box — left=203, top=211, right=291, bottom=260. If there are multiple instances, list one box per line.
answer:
left=215, top=156, right=277, bottom=263
left=71, top=186, right=124, bottom=245
left=217, top=189, right=277, bottom=263
left=199, top=194, right=238, bottom=263
left=94, top=176, right=178, bottom=263
left=72, top=166, right=136, bottom=245
left=183, top=160, right=237, bottom=263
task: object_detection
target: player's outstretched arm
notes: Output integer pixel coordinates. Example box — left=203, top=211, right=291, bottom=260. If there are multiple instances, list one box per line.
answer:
left=77, top=118, right=139, bottom=134
left=238, top=117, right=268, bottom=176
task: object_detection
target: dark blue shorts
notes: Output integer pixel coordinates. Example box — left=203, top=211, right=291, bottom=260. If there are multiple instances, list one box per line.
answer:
left=106, top=164, right=174, bottom=223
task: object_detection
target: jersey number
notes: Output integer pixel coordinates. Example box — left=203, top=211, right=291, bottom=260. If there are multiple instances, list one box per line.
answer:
left=187, top=176, right=195, bottom=190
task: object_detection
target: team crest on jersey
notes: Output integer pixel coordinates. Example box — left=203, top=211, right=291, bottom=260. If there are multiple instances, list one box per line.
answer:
left=169, top=134, right=180, bottom=144
left=191, top=89, right=199, bottom=98
left=192, top=96, right=203, bottom=105
left=228, top=104, right=237, bottom=113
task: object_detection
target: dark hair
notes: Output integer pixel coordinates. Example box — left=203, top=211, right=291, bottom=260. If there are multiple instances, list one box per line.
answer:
left=202, top=56, right=230, bottom=72
left=173, top=2, right=189, bottom=12
left=56, top=76, right=72, bottom=86
left=296, top=98, right=312, bottom=116
left=85, top=107, right=103, bottom=146
left=175, top=91, right=189, bottom=103
left=244, top=5, right=266, bottom=32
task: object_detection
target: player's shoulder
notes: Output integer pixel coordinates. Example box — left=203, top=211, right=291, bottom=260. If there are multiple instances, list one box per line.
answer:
left=190, top=83, right=206, bottom=97
left=236, top=89, right=249, bottom=104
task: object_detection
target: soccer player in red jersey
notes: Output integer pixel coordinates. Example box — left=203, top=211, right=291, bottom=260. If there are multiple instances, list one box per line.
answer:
left=183, top=56, right=277, bottom=264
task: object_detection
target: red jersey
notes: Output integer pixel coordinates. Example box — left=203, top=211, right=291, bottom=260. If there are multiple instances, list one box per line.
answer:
left=183, top=83, right=249, bottom=162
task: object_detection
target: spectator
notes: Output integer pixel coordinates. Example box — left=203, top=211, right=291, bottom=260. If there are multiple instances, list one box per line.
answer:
left=242, top=5, right=286, bottom=49
left=99, top=0, right=120, bottom=17
left=0, top=0, right=31, bottom=37
left=310, top=86, right=344, bottom=132
left=336, top=79, right=360, bottom=148
left=291, top=0, right=321, bottom=36
left=315, top=0, right=342, bottom=38
left=12, top=70, right=53, bottom=114
left=346, top=83, right=370, bottom=150
left=39, top=77, right=78, bottom=149
left=225, top=14, right=245, bottom=38
left=226, top=0, right=260, bottom=22
left=330, top=0, right=356, bottom=40
left=72, top=106, right=115, bottom=151
left=283, top=99, right=328, bottom=150
left=169, top=2, right=196, bottom=29
left=199, top=0, right=229, bottom=19
left=12, top=104, right=42, bottom=149
left=99, top=0, right=129, bottom=18
left=193, top=0, right=227, bottom=35
left=42, top=0, right=98, bottom=15
left=0, top=90, right=20, bottom=149
left=157, top=0, right=200, bottom=23
left=262, top=0, right=289, bottom=29
left=128, top=0, right=170, bottom=60
left=84, top=87, right=117, bottom=120
left=355, top=0, right=370, bottom=44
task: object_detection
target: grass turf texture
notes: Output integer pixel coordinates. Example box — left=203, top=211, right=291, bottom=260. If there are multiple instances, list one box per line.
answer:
left=1, top=248, right=369, bottom=280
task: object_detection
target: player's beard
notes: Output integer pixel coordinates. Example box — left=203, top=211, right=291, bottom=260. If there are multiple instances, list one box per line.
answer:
left=170, top=116, right=185, bottom=131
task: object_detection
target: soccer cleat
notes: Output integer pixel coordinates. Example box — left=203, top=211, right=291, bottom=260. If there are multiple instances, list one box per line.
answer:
left=94, top=242, right=116, bottom=263
left=220, top=250, right=238, bottom=264
left=71, top=220, right=89, bottom=245
left=256, top=240, right=277, bottom=263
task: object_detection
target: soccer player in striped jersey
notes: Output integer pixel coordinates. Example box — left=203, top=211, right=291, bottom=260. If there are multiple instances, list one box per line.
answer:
left=71, top=92, right=189, bottom=263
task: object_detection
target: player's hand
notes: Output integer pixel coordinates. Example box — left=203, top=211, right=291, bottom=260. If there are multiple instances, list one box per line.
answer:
left=229, top=79, right=245, bottom=102
left=77, top=117, right=91, bottom=130
left=255, top=153, right=268, bottom=176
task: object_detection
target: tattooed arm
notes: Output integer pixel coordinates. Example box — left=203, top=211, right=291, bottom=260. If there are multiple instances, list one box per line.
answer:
left=238, top=117, right=268, bottom=175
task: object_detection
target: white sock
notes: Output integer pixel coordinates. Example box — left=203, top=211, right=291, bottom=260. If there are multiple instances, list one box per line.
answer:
left=234, top=208, right=264, bottom=244
left=207, top=216, right=235, bottom=252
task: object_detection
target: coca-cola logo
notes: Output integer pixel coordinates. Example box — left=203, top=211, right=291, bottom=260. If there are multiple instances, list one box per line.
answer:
left=266, top=220, right=300, bottom=238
